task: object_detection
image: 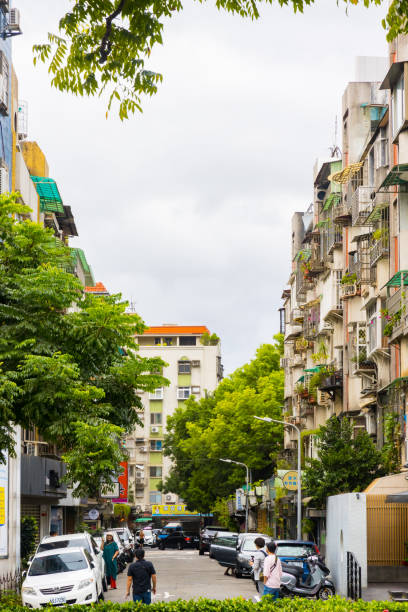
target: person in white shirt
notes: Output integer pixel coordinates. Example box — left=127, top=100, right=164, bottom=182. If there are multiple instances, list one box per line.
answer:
left=249, top=537, right=267, bottom=596
left=263, top=541, right=283, bottom=600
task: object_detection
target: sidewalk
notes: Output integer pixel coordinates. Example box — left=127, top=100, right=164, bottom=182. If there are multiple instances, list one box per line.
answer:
left=363, top=583, right=408, bottom=602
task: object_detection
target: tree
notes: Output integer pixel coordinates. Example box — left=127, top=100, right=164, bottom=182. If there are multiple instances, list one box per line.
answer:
left=0, top=193, right=168, bottom=496
left=161, top=336, right=284, bottom=512
left=302, top=416, right=384, bottom=508
left=33, top=0, right=394, bottom=119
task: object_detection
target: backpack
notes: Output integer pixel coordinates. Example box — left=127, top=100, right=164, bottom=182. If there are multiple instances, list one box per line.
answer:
left=258, top=550, right=268, bottom=580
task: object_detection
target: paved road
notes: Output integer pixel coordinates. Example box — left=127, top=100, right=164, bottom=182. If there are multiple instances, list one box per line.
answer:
left=106, top=549, right=258, bottom=603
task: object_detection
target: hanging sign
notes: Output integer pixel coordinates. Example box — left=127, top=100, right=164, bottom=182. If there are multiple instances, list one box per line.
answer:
left=282, top=470, right=299, bottom=491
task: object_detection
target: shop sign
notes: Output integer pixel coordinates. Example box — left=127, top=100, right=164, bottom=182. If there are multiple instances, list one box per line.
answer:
left=152, top=504, right=200, bottom=516
left=0, top=453, right=8, bottom=557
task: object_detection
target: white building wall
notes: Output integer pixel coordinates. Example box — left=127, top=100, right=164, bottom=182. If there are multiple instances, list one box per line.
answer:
left=15, top=151, right=39, bottom=222
left=326, top=492, right=367, bottom=596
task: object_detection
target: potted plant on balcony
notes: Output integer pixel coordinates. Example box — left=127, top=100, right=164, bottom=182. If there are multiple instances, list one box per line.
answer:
left=341, top=272, right=357, bottom=285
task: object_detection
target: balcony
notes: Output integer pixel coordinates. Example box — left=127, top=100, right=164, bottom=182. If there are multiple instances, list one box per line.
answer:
left=385, top=287, right=408, bottom=342
left=303, top=305, right=320, bottom=340
left=319, top=370, right=343, bottom=400
left=340, top=282, right=360, bottom=299
left=308, top=243, right=325, bottom=276
left=21, top=455, right=66, bottom=500
left=290, top=308, right=304, bottom=325
left=285, top=322, right=302, bottom=341
left=369, top=231, right=389, bottom=267
left=332, top=195, right=351, bottom=224
left=327, top=225, right=343, bottom=253
left=293, top=353, right=305, bottom=367
left=349, top=240, right=376, bottom=285
left=351, top=186, right=375, bottom=226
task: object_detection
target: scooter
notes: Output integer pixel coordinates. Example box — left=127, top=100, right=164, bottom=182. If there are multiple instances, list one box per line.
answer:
left=116, top=550, right=127, bottom=573
left=280, top=555, right=335, bottom=600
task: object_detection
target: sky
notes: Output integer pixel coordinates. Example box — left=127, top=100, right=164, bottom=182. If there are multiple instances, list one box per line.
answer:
left=12, top=0, right=388, bottom=375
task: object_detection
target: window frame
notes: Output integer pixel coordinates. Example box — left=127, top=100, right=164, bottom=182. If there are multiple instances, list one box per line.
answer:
left=150, top=439, right=163, bottom=452
left=150, top=413, right=162, bottom=425
left=178, top=361, right=191, bottom=374
left=177, top=387, right=191, bottom=400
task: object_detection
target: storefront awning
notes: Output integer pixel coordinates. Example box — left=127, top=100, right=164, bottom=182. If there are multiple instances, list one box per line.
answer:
left=328, top=162, right=363, bottom=184
left=379, top=164, right=408, bottom=191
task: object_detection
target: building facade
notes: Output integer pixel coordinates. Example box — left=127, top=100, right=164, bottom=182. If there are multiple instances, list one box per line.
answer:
left=280, top=51, right=408, bottom=543
left=127, top=325, right=223, bottom=513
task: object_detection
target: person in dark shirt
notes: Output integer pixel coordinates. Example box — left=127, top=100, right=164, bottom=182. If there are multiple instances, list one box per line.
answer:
left=126, top=548, right=156, bottom=604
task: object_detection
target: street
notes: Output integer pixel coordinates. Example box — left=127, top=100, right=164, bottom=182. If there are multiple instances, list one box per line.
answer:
left=106, top=549, right=257, bottom=603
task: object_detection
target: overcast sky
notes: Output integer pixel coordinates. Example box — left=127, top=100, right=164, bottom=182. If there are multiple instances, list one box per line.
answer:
left=13, top=1, right=387, bottom=374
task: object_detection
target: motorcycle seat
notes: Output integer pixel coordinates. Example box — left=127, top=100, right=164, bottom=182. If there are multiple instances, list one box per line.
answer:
left=281, top=563, right=303, bottom=577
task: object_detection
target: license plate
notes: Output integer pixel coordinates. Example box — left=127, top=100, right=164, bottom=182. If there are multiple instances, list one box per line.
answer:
left=50, top=596, right=66, bottom=605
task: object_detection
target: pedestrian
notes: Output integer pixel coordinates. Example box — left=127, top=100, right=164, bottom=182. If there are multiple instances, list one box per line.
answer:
left=249, top=537, right=267, bottom=595
left=126, top=547, right=157, bottom=604
left=102, top=533, right=119, bottom=589
left=263, top=541, right=282, bottom=600
left=139, top=528, right=145, bottom=547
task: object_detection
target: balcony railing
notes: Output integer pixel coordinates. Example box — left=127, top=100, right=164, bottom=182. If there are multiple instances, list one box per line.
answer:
left=332, top=195, right=351, bottom=224
left=327, top=225, right=343, bottom=253
left=290, top=308, right=304, bottom=325
left=351, top=186, right=375, bottom=226
left=340, top=283, right=360, bottom=299
left=303, top=305, right=320, bottom=340
left=349, top=245, right=376, bottom=285
left=385, top=288, right=408, bottom=340
left=369, top=233, right=389, bottom=267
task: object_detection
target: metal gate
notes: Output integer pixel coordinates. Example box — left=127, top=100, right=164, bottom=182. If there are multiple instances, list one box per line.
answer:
left=347, top=551, right=362, bottom=600
left=367, top=494, right=408, bottom=565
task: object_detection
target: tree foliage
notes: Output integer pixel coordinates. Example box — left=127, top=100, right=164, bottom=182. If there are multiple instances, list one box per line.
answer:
left=20, top=516, right=38, bottom=564
left=303, top=416, right=385, bottom=508
left=161, top=337, right=284, bottom=512
left=0, top=194, right=168, bottom=496
left=33, top=0, right=391, bottom=119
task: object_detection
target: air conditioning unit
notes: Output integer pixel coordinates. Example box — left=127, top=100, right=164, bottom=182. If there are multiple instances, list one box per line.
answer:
left=165, top=494, right=175, bottom=503
left=191, top=386, right=200, bottom=395
left=139, top=446, right=147, bottom=453
left=0, top=167, right=9, bottom=194
left=9, top=8, right=21, bottom=31
left=151, top=426, right=159, bottom=433
left=191, top=360, right=200, bottom=367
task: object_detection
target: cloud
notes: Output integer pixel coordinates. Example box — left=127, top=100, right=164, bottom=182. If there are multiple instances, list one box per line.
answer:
left=13, top=0, right=387, bottom=373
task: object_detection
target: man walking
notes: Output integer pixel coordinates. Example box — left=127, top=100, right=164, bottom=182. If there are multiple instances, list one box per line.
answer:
left=126, top=548, right=156, bottom=604
left=263, top=541, right=282, bottom=600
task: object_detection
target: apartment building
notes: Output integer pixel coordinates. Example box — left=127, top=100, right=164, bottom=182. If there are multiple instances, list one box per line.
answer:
left=281, top=53, right=408, bottom=480
left=127, top=325, right=223, bottom=513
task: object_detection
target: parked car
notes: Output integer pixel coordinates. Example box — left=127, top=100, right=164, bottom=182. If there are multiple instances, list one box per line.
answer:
left=235, top=532, right=270, bottom=577
left=22, top=546, right=103, bottom=608
left=276, top=540, right=322, bottom=582
left=158, top=530, right=188, bottom=550
left=199, top=526, right=229, bottom=555
left=36, top=533, right=106, bottom=591
left=142, top=529, right=157, bottom=547
left=111, top=526, right=134, bottom=545
left=209, top=531, right=239, bottom=568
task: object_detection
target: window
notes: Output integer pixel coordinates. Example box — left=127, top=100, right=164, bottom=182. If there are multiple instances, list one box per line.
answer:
left=150, top=440, right=162, bottom=451
left=375, top=127, right=389, bottom=169
left=368, top=146, right=375, bottom=187
left=178, top=361, right=191, bottom=374
left=0, top=51, right=9, bottom=115
left=149, top=387, right=163, bottom=400
left=128, top=465, right=135, bottom=478
left=392, top=72, right=405, bottom=136
left=150, top=491, right=162, bottom=504
left=179, top=336, right=196, bottom=346
left=177, top=387, right=190, bottom=400
left=150, top=413, right=162, bottom=425
left=164, top=337, right=175, bottom=346
left=154, top=337, right=161, bottom=345
left=150, top=466, right=162, bottom=478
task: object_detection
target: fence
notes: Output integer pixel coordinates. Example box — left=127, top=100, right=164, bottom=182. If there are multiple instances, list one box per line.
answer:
left=347, top=552, right=362, bottom=600
left=0, top=570, right=22, bottom=595
left=367, top=494, right=408, bottom=566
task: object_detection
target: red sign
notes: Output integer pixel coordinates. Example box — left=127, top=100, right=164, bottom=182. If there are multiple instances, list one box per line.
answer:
left=113, top=462, right=128, bottom=503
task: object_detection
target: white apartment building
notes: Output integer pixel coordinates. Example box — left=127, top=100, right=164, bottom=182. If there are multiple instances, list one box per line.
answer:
left=128, top=325, right=223, bottom=513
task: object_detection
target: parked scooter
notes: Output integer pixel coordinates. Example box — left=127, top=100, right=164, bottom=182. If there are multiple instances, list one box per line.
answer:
left=116, top=549, right=128, bottom=573
left=280, top=555, right=335, bottom=600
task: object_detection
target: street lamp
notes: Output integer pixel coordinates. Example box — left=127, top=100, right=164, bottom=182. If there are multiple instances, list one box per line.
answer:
left=220, top=458, right=250, bottom=532
left=254, top=416, right=302, bottom=540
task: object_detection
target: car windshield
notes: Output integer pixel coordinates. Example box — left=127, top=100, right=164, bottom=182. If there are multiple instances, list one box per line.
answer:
left=213, top=536, right=237, bottom=547
left=276, top=544, right=315, bottom=557
left=38, top=539, right=90, bottom=554
left=29, top=552, right=88, bottom=576
left=242, top=537, right=263, bottom=552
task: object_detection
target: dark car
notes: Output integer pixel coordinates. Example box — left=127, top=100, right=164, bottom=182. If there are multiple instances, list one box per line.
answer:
left=235, top=532, right=270, bottom=577
left=199, top=526, right=229, bottom=555
left=158, top=530, right=188, bottom=550
left=183, top=531, right=200, bottom=549
left=209, top=532, right=239, bottom=568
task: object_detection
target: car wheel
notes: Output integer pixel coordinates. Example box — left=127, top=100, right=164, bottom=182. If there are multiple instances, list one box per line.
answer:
left=98, top=589, right=104, bottom=602
left=235, top=570, right=242, bottom=578
left=318, top=586, right=335, bottom=600
left=199, top=548, right=204, bottom=556
left=102, top=577, right=108, bottom=592
left=177, top=542, right=184, bottom=550
left=159, top=544, right=165, bottom=550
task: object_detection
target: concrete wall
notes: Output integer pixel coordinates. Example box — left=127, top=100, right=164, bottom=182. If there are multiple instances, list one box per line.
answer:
left=326, top=492, right=367, bottom=596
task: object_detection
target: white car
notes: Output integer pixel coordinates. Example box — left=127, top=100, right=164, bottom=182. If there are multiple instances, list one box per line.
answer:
left=36, top=532, right=106, bottom=591
left=22, top=547, right=103, bottom=608
left=111, top=526, right=134, bottom=544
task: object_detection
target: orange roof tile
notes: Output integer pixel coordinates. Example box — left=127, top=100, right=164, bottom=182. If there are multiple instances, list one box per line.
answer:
left=143, top=325, right=210, bottom=335
left=84, top=282, right=108, bottom=293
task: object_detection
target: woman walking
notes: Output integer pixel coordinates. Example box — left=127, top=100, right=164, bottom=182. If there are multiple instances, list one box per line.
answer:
left=263, top=541, right=283, bottom=600
left=102, top=533, right=119, bottom=589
